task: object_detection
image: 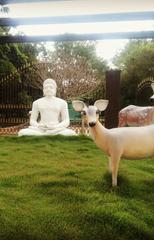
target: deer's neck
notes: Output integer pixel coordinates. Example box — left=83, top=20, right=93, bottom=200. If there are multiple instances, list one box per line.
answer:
left=89, top=120, right=109, bottom=154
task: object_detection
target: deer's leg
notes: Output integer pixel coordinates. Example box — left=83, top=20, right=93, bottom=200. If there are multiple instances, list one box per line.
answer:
left=111, top=155, right=121, bottom=187
left=108, top=157, right=112, bottom=172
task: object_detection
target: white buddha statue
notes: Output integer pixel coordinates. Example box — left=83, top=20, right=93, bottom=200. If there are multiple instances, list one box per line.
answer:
left=18, top=78, right=76, bottom=136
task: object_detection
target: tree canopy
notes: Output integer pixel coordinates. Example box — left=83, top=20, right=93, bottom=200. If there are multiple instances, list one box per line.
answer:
left=0, top=27, right=38, bottom=79
left=35, top=41, right=108, bottom=100
left=0, top=26, right=40, bottom=104
left=113, top=40, right=154, bottom=107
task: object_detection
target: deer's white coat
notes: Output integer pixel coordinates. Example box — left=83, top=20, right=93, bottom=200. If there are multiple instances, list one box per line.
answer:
left=72, top=100, right=154, bottom=186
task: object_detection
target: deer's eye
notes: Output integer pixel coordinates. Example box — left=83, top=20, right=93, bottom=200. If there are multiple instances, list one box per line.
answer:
left=96, top=110, right=100, bottom=114
left=82, top=110, right=86, bottom=115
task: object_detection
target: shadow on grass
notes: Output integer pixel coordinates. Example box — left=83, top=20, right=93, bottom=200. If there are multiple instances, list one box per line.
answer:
left=94, top=172, right=131, bottom=194
left=95, top=171, right=154, bottom=203
left=37, top=179, right=78, bottom=189
left=2, top=135, right=91, bottom=143
left=35, top=178, right=88, bottom=204
left=79, top=207, right=153, bottom=240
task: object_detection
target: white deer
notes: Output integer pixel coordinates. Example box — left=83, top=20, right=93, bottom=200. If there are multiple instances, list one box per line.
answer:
left=72, top=99, right=154, bottom=186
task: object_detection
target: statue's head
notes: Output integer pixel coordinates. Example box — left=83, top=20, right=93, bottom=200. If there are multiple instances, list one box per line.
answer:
left=43, top=78, right=57, bottom=97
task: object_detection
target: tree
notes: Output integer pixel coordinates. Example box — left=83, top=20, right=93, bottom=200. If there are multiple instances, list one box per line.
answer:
left=113, top=40, right=154, bottom=107
left=0, top=28, right=38, bottom=78
left=34, top=41, right=108, bottom=100
left=0, top=26, right=40, bottom=104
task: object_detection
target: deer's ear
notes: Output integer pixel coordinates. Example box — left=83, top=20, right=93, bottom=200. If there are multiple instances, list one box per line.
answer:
left=94, top=100, right=109, bottom=111
left=72, top=101, right=86, bottom=112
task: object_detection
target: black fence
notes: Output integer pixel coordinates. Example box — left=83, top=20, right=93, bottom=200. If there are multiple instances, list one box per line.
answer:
left=0, top=74, right=42, bottom=127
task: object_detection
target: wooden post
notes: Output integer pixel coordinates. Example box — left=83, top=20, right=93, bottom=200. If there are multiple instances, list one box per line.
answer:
left=105, top=70, right=121, bottom=129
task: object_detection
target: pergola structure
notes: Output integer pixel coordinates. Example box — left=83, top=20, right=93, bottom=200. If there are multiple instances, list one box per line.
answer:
left=0, top=0, right=154, bottom=129
left=0, top=0, right=154, bottom=43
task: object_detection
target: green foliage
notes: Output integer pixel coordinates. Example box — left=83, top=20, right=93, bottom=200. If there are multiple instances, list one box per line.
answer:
left=18, top=43, right=39, bottom=62
left=0, top=136, right=153, bottom=240
left=0, top=27, right=38, bottom=79
left=6, top=44, right=28, bottom=67
left=18, top=90, right=33, bottom=104
left=113, top=40, right=154, bottom=107
left=55, top=41, right=97, bottom=63
left=0, top=27, right=39, bottom=104
left=0, top=59, right=16, bottom=75
left=0, top=43, right=37, bottom=75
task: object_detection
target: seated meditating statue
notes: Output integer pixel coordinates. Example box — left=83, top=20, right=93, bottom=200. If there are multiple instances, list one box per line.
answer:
left=18, top=78, right=76, bottom=136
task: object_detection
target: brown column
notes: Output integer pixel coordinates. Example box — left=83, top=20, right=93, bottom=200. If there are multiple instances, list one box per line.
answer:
left=105, top=70, right=121, bottom=129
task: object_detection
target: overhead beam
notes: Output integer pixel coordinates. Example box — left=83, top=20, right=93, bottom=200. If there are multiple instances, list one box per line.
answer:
left=0, top=12, right=154, bottom=26
left=1, top=0, right=63, bottom=4
left=0, top=31, right=154, bottom=44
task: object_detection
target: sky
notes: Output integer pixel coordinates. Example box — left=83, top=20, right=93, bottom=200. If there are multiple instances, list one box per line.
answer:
left=2, top=0, right=154, bottom=65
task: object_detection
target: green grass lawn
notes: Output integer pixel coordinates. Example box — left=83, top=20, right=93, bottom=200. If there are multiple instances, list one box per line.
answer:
left=0, top=135, right=153, bottom=240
